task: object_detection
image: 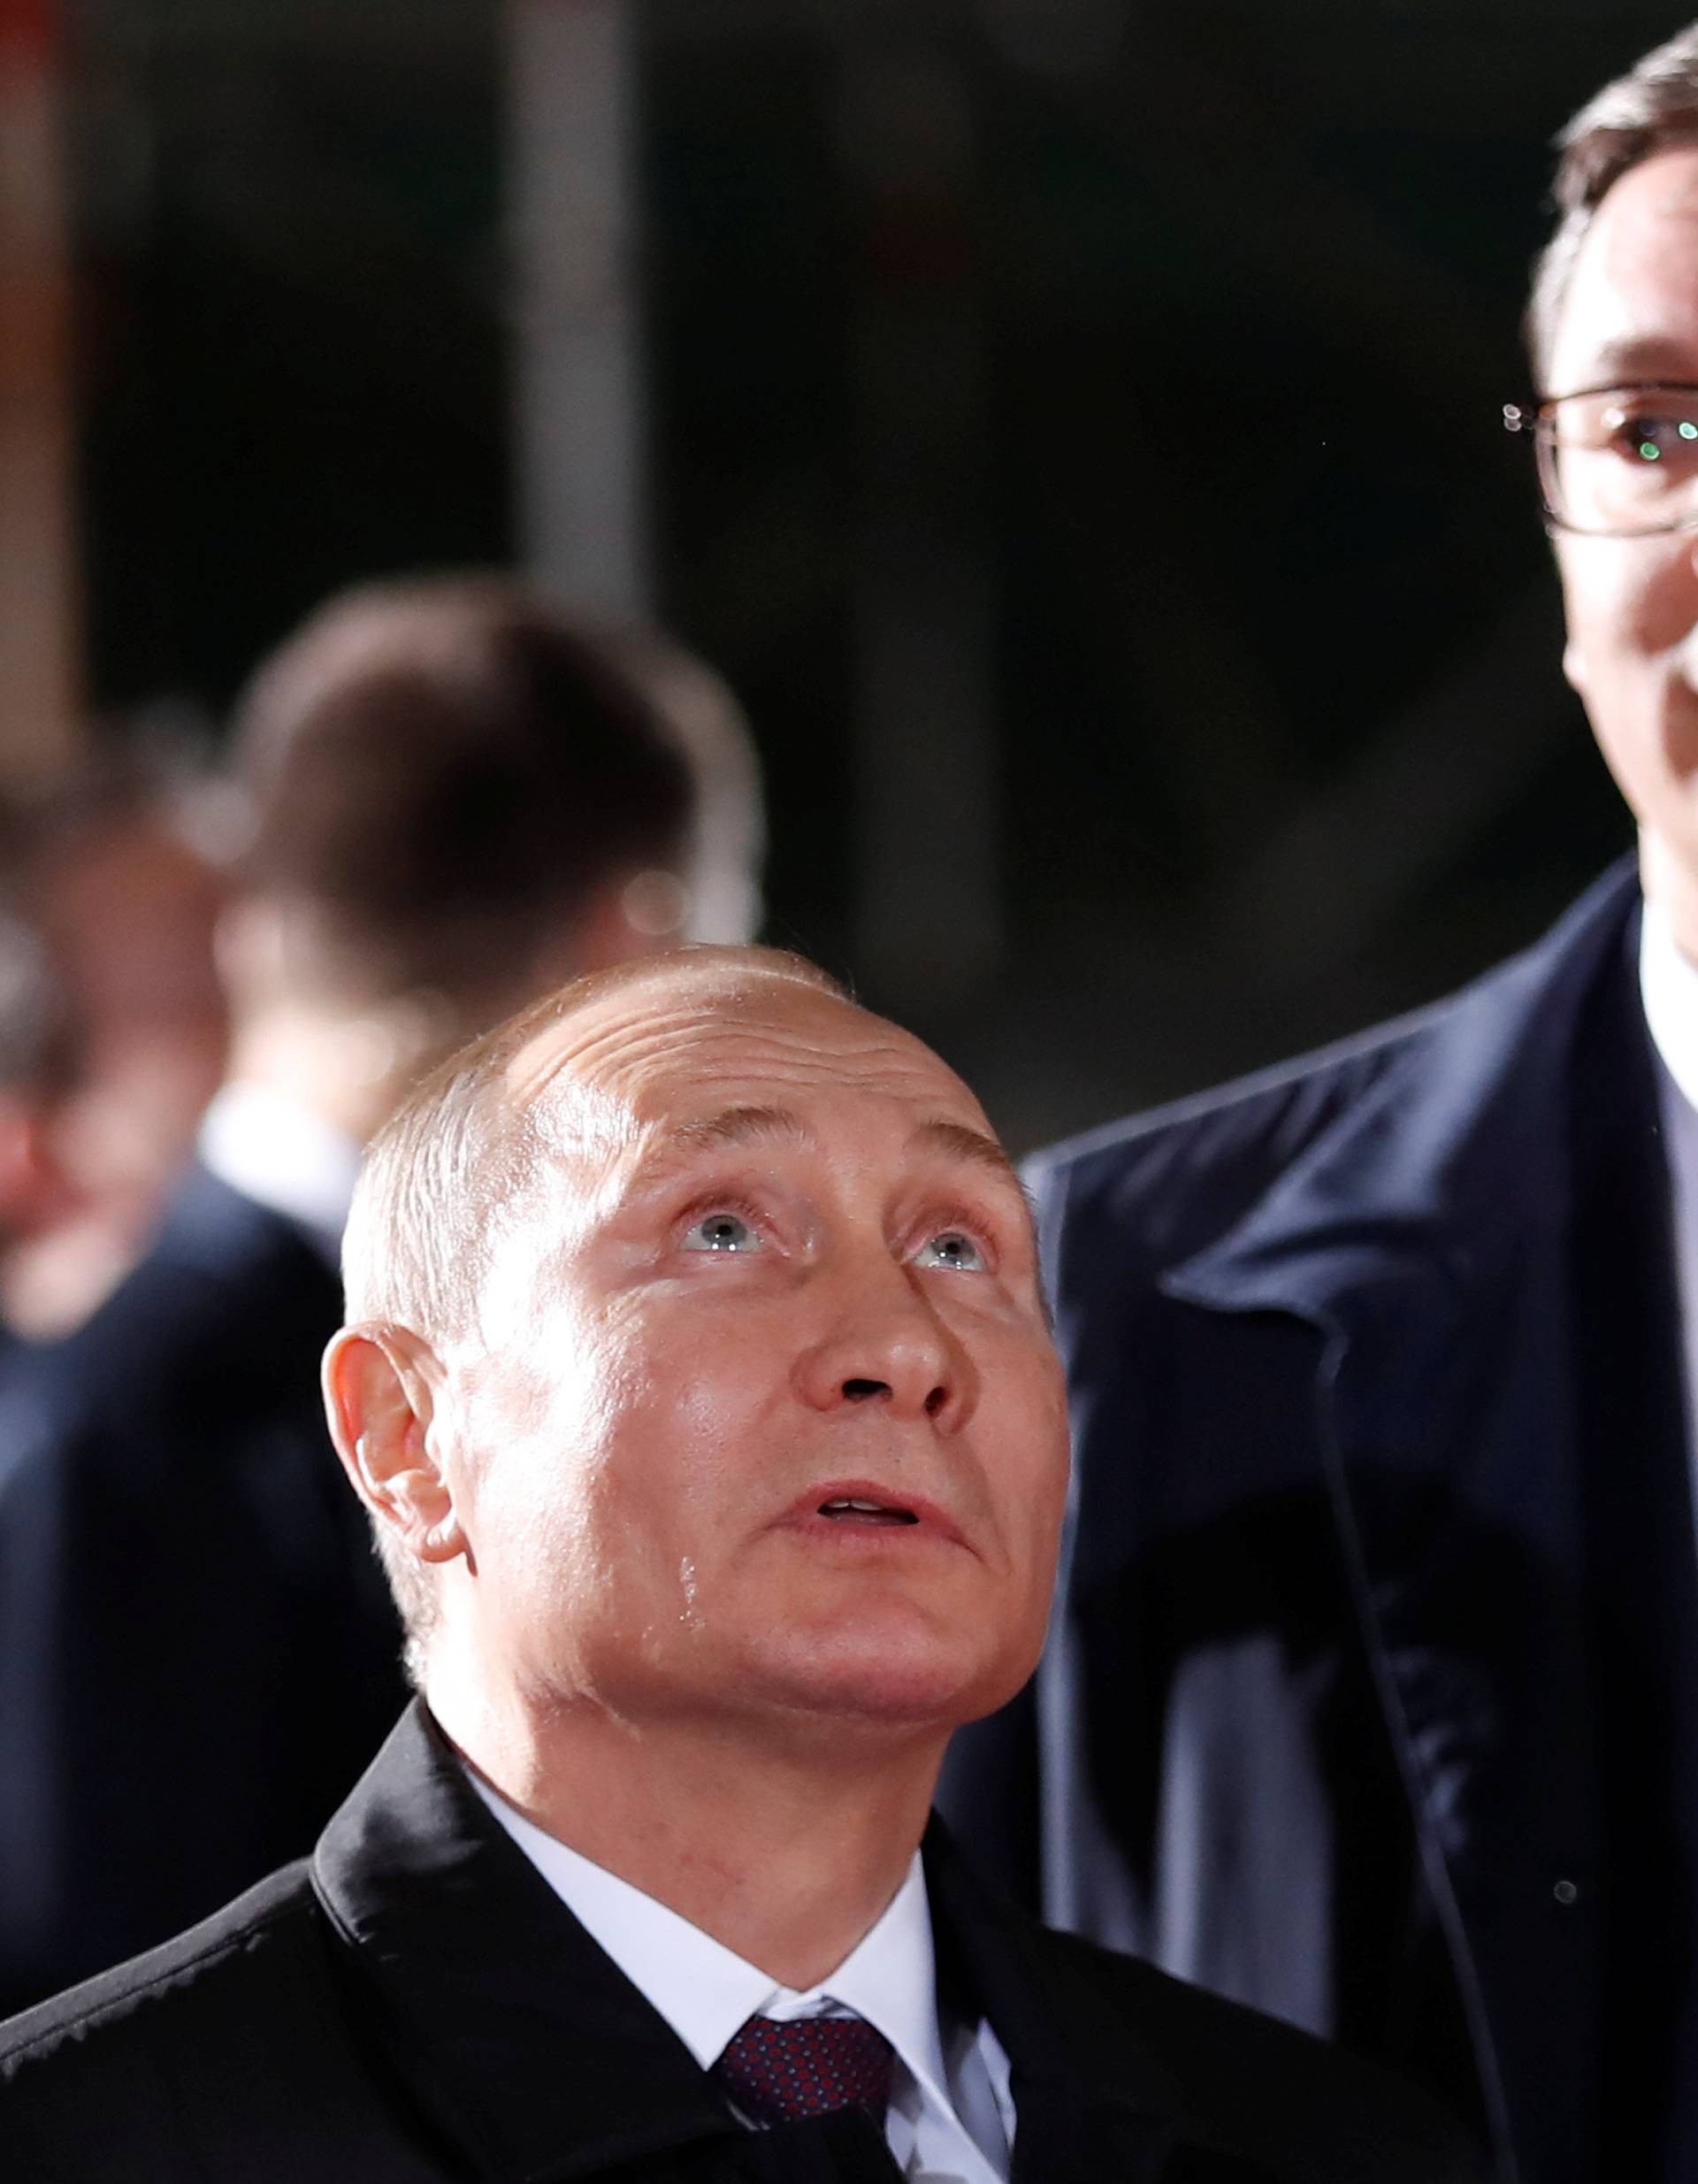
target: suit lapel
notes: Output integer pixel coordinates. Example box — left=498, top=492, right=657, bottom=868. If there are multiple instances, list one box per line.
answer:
left=316, top=1719, right=1201, bottom=2181
left=1565, top=916, right=1698, bottom=2175
left=311, top=1706, right=744, bottom=2181
left=925, top=1822, right=1216, bottom=2183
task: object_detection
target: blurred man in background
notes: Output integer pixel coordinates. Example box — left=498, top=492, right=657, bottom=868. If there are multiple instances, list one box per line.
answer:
left=943, top=24, right=1698, bottom=2184
left=3, top=751, right=231, bottom=1338
left=0, top=572, right=764, bottom=2017
left=0, top=902, right=82, bottom=1345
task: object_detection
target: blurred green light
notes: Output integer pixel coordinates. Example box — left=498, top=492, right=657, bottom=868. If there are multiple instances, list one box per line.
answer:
left=1681, top=421, right=1698, bottom=440
left=1641, top=441, right=1663, bottom=460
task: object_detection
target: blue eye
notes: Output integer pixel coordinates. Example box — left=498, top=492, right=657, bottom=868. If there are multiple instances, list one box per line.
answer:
left=683, top=1211, right=761, bottom=1254
left=914, top=1230, right=986, bottom=1273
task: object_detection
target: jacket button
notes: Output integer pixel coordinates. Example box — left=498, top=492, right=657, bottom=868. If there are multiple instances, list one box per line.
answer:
left=1553, top=1878, right=1579, bottom=1906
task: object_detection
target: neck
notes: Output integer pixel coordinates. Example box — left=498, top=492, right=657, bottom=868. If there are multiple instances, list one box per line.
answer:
left=223, top=1003, right=451, bottom=1146
left=428, top=1665, right=946, bottom=1990
left=1642, top=829, right=1698, bottom=969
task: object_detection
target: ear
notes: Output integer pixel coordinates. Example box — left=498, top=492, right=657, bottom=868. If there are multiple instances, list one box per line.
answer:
left=322, top=1322, right=468, bottom=1569
left=0, top=1096, right=67, bottom=1238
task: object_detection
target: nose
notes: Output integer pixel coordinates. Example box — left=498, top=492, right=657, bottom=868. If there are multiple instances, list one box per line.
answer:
left=792, top=1250, right=975, bottom=1431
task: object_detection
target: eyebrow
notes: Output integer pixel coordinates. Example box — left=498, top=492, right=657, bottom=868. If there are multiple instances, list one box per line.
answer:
left=912, top=1116, right=1021, bottom=1185
left=619, top=1104, right=809, bottom=1196
left=1552, top=341, right=1698, bottom=391
left=667, top=1104, right=812, bottom=1153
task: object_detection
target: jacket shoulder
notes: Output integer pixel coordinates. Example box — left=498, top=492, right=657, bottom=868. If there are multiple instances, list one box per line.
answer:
left=0, top=1865, right=355, bottom=2161
left=1051, top=1927, right=1487, bottom=2181
left=1032, top=1003, right=1434, bottom=1238
left=0, top=1175, right=341, bottom=1496
left=32, top=1172, right=337, bottom=1402
left=1029, top=862, right=1640, bottom=1276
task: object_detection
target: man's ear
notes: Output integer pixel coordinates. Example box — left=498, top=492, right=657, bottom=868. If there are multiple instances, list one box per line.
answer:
left=323, top=1322, right=468, bottom=1569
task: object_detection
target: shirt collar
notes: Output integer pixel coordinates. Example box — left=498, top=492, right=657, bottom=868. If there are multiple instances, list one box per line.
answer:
left=196, top=1080, right=363, bottom=1261
left=465, top=1769, right=950, bottom=2104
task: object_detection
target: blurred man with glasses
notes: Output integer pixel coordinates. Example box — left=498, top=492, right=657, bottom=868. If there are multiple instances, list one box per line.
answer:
left=943, top=26, right=1698, bottom=2184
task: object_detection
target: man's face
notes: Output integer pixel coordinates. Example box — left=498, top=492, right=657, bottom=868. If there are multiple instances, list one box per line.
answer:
left=438, top=973, right=1068, bottom=1748
left=1552, top=146, right=1698, bottom=877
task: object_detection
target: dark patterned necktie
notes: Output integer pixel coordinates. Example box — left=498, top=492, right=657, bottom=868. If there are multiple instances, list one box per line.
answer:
left=715, top=2011, right=895, bottom=2128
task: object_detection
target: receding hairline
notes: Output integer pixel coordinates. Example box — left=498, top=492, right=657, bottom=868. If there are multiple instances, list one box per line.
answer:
left=1529, top=27, right=1698, bottom=384
left=495, top=951, right=928, bottom=1130
left=344, top=947, right=859, bottom=1333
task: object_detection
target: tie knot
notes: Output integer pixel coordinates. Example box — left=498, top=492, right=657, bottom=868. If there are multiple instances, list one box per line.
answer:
left=715, top=2011, right=895, bottom=2128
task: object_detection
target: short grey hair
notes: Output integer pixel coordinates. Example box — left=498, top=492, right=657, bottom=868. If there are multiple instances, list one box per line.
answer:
left=1529, top=24, right=1698, bottom=387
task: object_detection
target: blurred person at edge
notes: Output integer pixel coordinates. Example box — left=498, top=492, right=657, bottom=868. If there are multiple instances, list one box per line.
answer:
left=0, top=948, right=1481, bottom=2184
left=0, top=573, right=765, bottom=2019
left=2, top=754, right=231, bottom=1338
left=0, top=905, right=86, bottom=1342
left=940, top=25, right=1698, bottom=2184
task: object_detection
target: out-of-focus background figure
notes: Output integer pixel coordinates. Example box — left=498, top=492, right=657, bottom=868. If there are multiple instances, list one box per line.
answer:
left=0, top=574, right=764, bottom=2017
left=0, top=902, right=83, bottom=1343
left=5, top=755, right=230, bottom=1337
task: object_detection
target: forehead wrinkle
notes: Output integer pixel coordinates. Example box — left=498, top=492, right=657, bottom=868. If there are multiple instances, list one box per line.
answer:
left=504, top=988, right=988, bottom=1213
left=606, top=1023, right=960, bottom=1116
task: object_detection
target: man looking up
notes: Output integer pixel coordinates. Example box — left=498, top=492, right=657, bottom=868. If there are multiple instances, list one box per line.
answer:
left=0, top=575, right=763, bottom=2016
left=0, top=951, right=1480, bottom=2182
left=942, top=24, right=1698, bottom=2184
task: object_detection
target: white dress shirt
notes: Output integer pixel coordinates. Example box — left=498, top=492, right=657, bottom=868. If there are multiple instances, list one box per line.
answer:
left=467, top=1769, right=1014, bottom=2181
left=1639, top=898, right=1698, bottom=1490
left=197, top=1081, right=363, bottom=1265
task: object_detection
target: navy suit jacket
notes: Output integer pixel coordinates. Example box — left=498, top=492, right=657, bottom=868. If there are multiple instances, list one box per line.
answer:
left=942, top=861, right=1698, bottom=2184
left=0, top=1164, right=406, bottom=2015
left=0, top=1703, right=1481, bottom=2183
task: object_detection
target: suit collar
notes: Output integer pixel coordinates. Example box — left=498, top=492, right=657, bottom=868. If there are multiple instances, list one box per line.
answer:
left=312, top=1708, right=1203, bottom=2181
left=1164, top=857, right=1641, bottom=1332
left=923, top=1817, right=1176, bottom=2118
left=150, top=1159, right=347, bottom=1295
left=923, top=1820, right=1243, bottom=2182
left=312, top=1705, right=741, bottom=2182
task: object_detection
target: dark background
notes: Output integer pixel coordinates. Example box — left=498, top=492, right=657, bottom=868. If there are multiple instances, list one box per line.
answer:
left=62, top=0, right=1681, bottom=1151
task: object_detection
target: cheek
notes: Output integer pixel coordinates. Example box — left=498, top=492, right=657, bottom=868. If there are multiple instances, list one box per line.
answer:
left=1559, top=538, right=1694, bottom=684
left=982, top=1340, right=1071, bottom=1544
left=460, top=1322, right=629, bottom=1575
left=562, top=1314, right=768, bottom=1548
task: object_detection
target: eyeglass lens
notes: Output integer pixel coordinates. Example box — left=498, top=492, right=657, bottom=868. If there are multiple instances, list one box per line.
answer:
left=1542, top=386, right=1698, bottom=533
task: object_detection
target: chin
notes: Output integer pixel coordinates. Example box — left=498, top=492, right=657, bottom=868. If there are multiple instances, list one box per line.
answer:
left=750, top=1608, right=1027, bottom=1731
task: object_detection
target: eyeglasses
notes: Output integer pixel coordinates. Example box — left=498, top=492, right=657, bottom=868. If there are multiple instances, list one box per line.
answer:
left=1504, top=383, right=1698, bottom=537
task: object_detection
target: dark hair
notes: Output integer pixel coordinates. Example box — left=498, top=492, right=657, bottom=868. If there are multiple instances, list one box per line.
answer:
left=1529, top=24, right=1698, bottom=385
left=231, top=576, right=703, bottom=1004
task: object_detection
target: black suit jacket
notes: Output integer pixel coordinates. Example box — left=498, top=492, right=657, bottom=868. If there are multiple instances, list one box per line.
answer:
left=940, top=861, right=1696, bottom=2184
left=0, top=1164, right=407, bottom=2015
left=0, top=1703, right=1480, bottom=2182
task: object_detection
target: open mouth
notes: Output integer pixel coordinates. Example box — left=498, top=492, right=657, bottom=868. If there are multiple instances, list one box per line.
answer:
left=815, top=1496, right=921, bottom=1528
